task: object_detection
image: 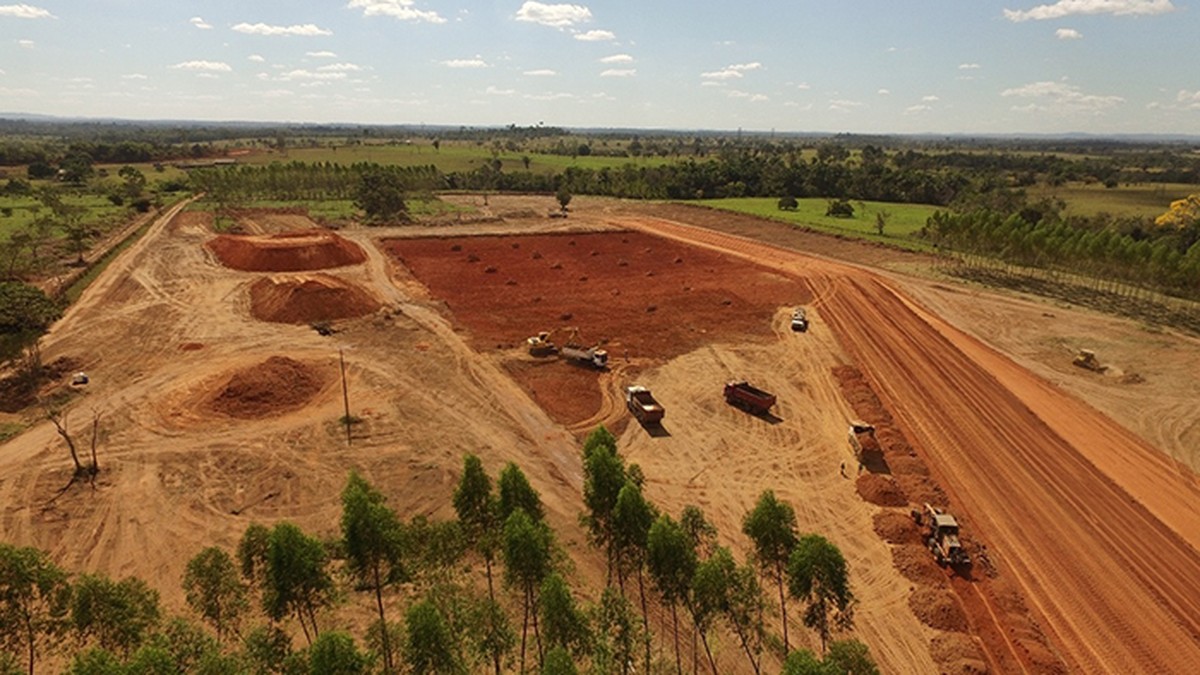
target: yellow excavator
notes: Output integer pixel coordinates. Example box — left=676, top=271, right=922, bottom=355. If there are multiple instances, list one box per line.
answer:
left=527, top=329, right=557, bottom=356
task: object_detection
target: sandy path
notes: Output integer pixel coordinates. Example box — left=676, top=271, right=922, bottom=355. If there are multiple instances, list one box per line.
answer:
left=620, top=216, right=1200, bottom=674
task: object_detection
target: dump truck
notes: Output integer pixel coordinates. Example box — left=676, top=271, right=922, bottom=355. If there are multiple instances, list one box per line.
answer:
left=723, top=380, right=776, bottom=414
left=915, top=503, right=970, bottom=567
left=847, top=420, right=877, bottom=464
left=561, top=343, right=608, bottom=369
left=790, top=307, right=809, bottom=332
left=625, top=386, right=665, bottom=424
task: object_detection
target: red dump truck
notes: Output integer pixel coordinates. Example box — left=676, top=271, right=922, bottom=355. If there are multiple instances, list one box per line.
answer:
left=723, top=380, right=776, bottom=414
left=625, top=386, right=665, bottom=424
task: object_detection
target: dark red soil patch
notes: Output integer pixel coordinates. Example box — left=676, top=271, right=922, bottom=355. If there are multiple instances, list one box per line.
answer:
left=893, top=544, right=950, bottom=587
left=249, top=274, right=380, bottom=324
left=207, top=356, right=324, bottom=419
left=856, top=473, right=907, bottom=506
left=386, top=231, right=805, bottom=425
left=930, top=633, right=989, bottom=674
left=179, top=342, right=205, bottom=351
left=910, top=587, right=970, bottom=632
left=208, top=231, right=366, bottom=272
left=874, top=510, right=922, bottom=545
left=501, top=358, right=603, bottom=427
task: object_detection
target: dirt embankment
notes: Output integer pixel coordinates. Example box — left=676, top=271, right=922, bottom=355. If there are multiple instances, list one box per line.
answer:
left=208, top=231, right=367, bottom=272
left=250, top=274, right=381, bottom=324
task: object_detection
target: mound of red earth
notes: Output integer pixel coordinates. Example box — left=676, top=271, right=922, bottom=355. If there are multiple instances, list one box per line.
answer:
left=250, top=274, right=380, bottom=324
left=909, top=587, right=970, bottom=632
left=208, top=231, right=366, bottom=272
left=855, top=472, right=908, bottom=506
left=207, top=356, right=324, bottom=419
left=873, top=509, right=921, bottom=545
left=931, top=633, right=988, bottom=675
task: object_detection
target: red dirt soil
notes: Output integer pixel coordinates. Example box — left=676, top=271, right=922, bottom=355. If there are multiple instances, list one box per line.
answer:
left=249, top=274, right=381, bottom=324
left=208, top=231, right=366, bottom=272
left=873, top=510, right=921, bottom=545
left=855, top=473, right=907, bottom=506
left=384, top=231, right=805, bottom=426
left=207, top=356, right=324, bottom=419
left=910, top=587, right=970, bottom=632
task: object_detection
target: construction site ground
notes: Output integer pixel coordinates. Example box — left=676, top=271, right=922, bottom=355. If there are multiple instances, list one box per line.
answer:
left=1, top=195, right=1198, bottom=673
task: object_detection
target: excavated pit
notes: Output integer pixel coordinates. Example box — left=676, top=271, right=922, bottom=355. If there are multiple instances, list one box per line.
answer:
left=208, top=230, right=367, bottom=272
left=250, top=274, right=381, bottom=324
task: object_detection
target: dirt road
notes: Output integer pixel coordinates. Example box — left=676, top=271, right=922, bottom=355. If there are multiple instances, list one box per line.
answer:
left=623, top=216, right=1200, bottom=674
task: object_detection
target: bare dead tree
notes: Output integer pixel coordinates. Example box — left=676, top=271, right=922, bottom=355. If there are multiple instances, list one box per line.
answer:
left=45, top=407, right=102, bottom=494
left=46, top=408, right=82, bottom=476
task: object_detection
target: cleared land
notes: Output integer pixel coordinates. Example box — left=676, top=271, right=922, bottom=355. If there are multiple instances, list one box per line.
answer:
left=1, top=195, right=1198, bottom=674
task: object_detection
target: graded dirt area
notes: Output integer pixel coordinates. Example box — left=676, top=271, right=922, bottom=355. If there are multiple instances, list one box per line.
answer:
left=2, top=195, right=1199, bottom=674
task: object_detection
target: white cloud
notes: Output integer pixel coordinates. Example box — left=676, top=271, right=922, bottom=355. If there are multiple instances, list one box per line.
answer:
left=1056, top=28, right=1083, bottom=39
left=877, top=89, right=890, bottom=95
left=599, top=53, right=633, bottom=64
left=231, top=23, right=333, bottom=37
left=1175, top=90, right=1200, bottom=108
left=524, top=91, right=575, bottom=101
left=515, top=2, right=592, bottom=28
left=523, top=69, right=557, bottom=76
left=1004, top=0, right=1175, bottom=22
left=795, top=82, right=811, bottom=90
left=442, top=58, right=488, bottom=68
left=121, top=73, right=148, bottom=80
left=574, top=29, right=614, bottom=41
left=728, top=90, right=768, bottom=102
left=700, top=62, right=762, bottom=80
left=486, top=85, right=515, bottom=95
left=906, top=104, right=933, bottom=114
left=17, top=39, right=33, bottom=48
left=280, top=69, right=348, bottom=81
left=189, top=16, right=212, bottom=30
left=171, top=60, right=232, bottom=72
left=260, top=89, right=294, bottom=98
left=306, top=51, right=337, bottom=58
left=1001, top=80, right=1124, bottom=111
left=922, top=95, right=940, bottom=101
left=347, top=0, right=446, bottom=24
left=248, top=54, right=266, bottom=63
left=0, top=4, right=55, bottom=19
left=829, top=99, right=863, bottom=111
left=959, top=63, right=981, bottom=70
left=600, top=68, right=635, bottom=77
left=319, top=63, right=362, bottom=72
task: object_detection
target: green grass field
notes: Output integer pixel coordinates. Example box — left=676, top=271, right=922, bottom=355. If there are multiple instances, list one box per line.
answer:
left=0, top=193, right=128, bottom=241
left=695, top=197, right=941, bottom=250
left=1027, top=182, right=1196, bottom=218
left=187, top=195, right=473, bottom=223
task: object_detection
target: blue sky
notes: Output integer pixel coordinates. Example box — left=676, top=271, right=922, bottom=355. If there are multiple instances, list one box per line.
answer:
left=1, top=1, right=1196, bottom=134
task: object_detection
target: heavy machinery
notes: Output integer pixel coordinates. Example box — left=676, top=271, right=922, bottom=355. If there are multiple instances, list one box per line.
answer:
left=724, top=380, right=776, bottom=415
left=790, top=307, right=809, bottom=332
left=847, top=420, right=876, bottom=464
left=915, top=503, right=970, bottom=567
left=527, top=330, right=557, bottom=357
left=559, top=326, right=608, bottom=369
left=625, top=386, right=665, bottom=424
left=1073, top=349, right=1106, bottom=373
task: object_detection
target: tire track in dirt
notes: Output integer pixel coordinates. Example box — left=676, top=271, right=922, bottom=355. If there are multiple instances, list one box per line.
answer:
left=623, top=216, right=1200, bottom=674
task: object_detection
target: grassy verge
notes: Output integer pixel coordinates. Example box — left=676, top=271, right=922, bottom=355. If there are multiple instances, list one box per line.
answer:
left=61, top=208, right=163, bottom=303
left=694, top=197, right=941, bottom=251
left=0, top=422, right=24, bottom=443
left=1026, top=182, right=1196, bottom=218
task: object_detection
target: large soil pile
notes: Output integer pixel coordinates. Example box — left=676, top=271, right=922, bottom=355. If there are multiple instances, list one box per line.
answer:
left=207, top=357, right=324, bottom=419
left=208, top=231, right=366, bottom=272
left=250, top=274, right=380, bottom=324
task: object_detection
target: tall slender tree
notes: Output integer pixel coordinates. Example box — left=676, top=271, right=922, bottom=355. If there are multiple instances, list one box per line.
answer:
left=453, top=454, right=500, bottom=600
left=0, top=544, right=71, bottom=675
left=788, top=535, right=855, bottom=655
left=340, top=472, right=407, bottom=674
left=498, top=463, right=544, bottom=523
left=503, top=508, right=553, bottom=673
left=181, top=547, right=248, bottom=644
left=611, top=481, right=656, bottom=672
left=742, top=490, right=798, bottom=652
left=646, top=514, right=696, bottom=675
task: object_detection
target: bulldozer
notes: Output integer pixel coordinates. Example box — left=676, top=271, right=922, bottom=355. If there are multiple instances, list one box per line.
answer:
left=1073, top=349, right=1106, bottom=373
left=914, top=503, right=970, bottom=567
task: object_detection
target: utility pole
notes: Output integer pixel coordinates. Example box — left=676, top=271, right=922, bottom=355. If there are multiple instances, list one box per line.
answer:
left=339, top=348, right=351, bottom=447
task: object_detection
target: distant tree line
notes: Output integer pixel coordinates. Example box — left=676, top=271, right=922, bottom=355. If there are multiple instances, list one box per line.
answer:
left=0, top=428, right=879, bottom=674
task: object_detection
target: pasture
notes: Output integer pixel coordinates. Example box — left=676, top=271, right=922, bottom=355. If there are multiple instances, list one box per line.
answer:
left=696, top=197, right=940, bottom=250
